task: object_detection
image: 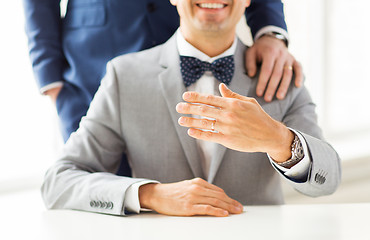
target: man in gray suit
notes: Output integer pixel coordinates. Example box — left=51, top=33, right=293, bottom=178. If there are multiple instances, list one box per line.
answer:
left=42, top=0, right=341, bottom=217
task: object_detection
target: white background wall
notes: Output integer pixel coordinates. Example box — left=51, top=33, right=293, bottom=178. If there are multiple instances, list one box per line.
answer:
left=1, top=0, right=369, bottom=202
left=0, top=0, right=62, bottom=192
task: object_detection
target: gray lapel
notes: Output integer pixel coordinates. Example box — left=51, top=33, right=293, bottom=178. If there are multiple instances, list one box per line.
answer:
left=208, top=40, right=253, bottom=183
left=158, top=34, right=205, bottom=179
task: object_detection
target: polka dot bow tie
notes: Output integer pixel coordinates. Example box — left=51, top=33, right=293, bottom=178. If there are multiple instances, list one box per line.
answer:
left=180, top=56, right=235, bottom=87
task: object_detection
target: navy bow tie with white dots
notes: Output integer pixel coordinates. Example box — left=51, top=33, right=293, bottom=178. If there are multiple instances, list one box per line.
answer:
left=180, top=56, right=235, bottom=87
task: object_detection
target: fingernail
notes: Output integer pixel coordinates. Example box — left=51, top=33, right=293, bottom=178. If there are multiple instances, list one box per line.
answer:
left=234, top=206, right=241, bottom=212
left=188, top=128, right=195, bottom=135
left=178, top=117, right=185, bottom=125
left=183, top=92, right=189, bottom=100
left=176, top=103, right=184, bottom=111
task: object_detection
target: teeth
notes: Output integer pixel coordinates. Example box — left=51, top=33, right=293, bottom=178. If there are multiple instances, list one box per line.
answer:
left=199, top=3, right=225, bottom=9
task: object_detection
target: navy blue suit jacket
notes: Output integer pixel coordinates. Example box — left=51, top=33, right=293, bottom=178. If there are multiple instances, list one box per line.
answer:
left=23, top=0, right=287, bottom=141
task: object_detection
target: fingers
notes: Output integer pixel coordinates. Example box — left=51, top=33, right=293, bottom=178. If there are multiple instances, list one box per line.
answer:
left=178, top=117, right=218, bottom=132
left=181, top=84, right=251, bottom=109
left=143, top=178, right=243, bottom=217
left=248, top=36, right=303, bottom=101
left=187, top=128, right=223, bottom=143
left=176, top=102, right=221, bottom=119
left=276, top=63, right=294, bottom=100
left=293, top=61, right=304, bottom=88
left=256, top=56, right=275, bottom=97
left=191, top=198, right=242, bottom=216
left=190, top=204, right=229, bottom=217
left=189, top=178, right=242, bottom=209
left=219, top=83, right=249, bottom=101
left=187, top=178, right=243, bottom=216
left=245, top=47, right=257, bottom=77
left=182, top=91, right=226, bottom=108
left=264, top=57, right=286, bottom=102
left=197, top=190, right=242, bottom=212
left=189, top=177, right=224, bottom=192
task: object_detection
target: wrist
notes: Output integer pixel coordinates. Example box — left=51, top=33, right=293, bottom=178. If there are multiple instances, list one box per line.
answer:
left=268, top=126, right=294, bottom=162
left=138, top=183, right=158, bottom=209
left=260, top=31, right=288, bottom=47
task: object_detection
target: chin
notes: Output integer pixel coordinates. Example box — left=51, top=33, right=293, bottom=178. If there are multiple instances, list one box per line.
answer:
left=195, top=19, right=228, bottom=32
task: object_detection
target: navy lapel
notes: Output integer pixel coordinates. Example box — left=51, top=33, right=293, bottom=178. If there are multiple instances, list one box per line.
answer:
left=158, top=34, right=205, bottom=179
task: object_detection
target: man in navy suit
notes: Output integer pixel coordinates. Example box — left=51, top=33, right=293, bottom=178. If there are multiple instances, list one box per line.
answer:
left=22, top=0, right=302, bottom=142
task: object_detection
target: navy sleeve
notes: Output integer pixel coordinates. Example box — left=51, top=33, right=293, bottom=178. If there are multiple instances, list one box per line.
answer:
left=22, top=0, right=65, bottom=89
left=245, top=0, right=287, bottom=38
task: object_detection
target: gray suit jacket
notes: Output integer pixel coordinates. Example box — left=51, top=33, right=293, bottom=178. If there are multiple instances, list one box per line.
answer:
left=41, top=34, right=341, bottom=216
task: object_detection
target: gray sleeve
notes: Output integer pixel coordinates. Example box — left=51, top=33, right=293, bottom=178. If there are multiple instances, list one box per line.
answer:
left=275, top=86, right=341, bottom=197
left=41, top=61, right=150, bottom=215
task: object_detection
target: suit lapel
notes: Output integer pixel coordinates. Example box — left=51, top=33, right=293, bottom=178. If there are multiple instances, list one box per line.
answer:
left=158, top=34, right=205, bottom=179
left=208, top=40, right=252, bottom=183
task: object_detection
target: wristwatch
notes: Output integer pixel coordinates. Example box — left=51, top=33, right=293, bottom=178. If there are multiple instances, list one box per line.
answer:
left=277, top=134, right=305, bottom=169
left=261, top=31, right=288, bottom=47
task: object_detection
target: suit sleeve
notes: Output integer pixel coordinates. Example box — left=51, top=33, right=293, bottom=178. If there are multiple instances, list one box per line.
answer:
left=22, top=0, right=65, bottom=90
left=245, top=0, right=287, bottom=39
left=41, top=61, right=150, bottom=216
left=275, top=85, right=341, bottom=197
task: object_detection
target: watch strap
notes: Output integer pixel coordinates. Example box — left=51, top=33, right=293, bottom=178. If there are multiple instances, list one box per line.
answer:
left=277, top=134, right=305, bottom=168
left=261, top=31, right=288, bottom=47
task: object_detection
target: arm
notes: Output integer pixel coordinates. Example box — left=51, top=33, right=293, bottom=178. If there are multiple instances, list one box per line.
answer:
left=176, top=83, right=341, bottom=197
left=244, top=0, right=304, bottom=102
left=41, top=62, right=243, bottom=217
left=246, top=0, right=287, bottom=39
left=22, top=0, right=65, bottom=94
left=41, top=62, right=146, bottom=215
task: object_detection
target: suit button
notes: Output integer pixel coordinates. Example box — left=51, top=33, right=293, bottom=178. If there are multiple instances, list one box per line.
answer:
left=147, top=3, right=156, bottom=13
left=315, top=173, right=326, bottom=184
left=90, top=201, right=96, bottom=208
left=107, top=202, right=114, bottom=209
left=101, top=202, right=107, bottom=208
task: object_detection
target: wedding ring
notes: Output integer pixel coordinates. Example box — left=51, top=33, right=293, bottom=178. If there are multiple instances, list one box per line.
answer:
left=211, top=120, right=216, bottom=131
left=284, top=65, right=293, bottom=71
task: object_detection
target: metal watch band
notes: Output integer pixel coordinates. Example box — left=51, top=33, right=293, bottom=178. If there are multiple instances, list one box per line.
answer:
left=261, top=31, right=288, bottom=47
left=277, top=134, right=305, bottom=168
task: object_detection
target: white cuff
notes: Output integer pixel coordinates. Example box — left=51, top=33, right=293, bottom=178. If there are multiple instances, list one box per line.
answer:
left=254, top=26, right=289, bottom=43
left=269, top=129, right=311, bottom=180
left=124, top=180, right=159, bottom=214
left=40, top=81, right=64, bottom=95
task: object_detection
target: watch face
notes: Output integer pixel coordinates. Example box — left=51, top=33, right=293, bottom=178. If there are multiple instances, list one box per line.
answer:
left=293, top=140, right=304, bottom=160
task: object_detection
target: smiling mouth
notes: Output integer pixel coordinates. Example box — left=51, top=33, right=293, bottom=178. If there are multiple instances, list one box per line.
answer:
left=196, top=3, right=227, bottom=9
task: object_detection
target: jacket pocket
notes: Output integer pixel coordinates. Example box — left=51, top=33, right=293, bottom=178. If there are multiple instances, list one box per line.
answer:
left=64, top=1, right=106, bottom=28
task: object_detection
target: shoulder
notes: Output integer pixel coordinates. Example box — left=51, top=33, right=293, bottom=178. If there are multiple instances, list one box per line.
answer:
left=110, top=44, right=164, bottom=74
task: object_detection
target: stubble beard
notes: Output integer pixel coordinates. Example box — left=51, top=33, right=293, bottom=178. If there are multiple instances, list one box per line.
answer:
left=194, top=16, right=227, bottom=35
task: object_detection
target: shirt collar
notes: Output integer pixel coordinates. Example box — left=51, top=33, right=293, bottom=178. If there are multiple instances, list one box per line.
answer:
left=176, top=29, right=237, bottom=63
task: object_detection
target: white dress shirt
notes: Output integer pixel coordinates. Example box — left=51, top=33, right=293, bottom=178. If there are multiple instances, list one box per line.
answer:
left=123, top=29, right=309, bottom=214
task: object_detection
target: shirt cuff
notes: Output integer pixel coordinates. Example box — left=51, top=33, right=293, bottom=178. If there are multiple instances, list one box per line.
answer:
left=254, top=25, right=289, bottom=44
left=40, top=81, right=64, bottom=95
left=269, top=129, right=311, bottom=180
left=124, top=180, right=159, bottom=214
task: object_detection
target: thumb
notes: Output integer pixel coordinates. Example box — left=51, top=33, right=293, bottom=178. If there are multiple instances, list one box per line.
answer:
left=219, top=83, right=248, bottom=101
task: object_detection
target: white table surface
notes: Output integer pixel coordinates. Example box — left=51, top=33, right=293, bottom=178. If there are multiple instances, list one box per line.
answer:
left=1, top=189, right=369, bottom=240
